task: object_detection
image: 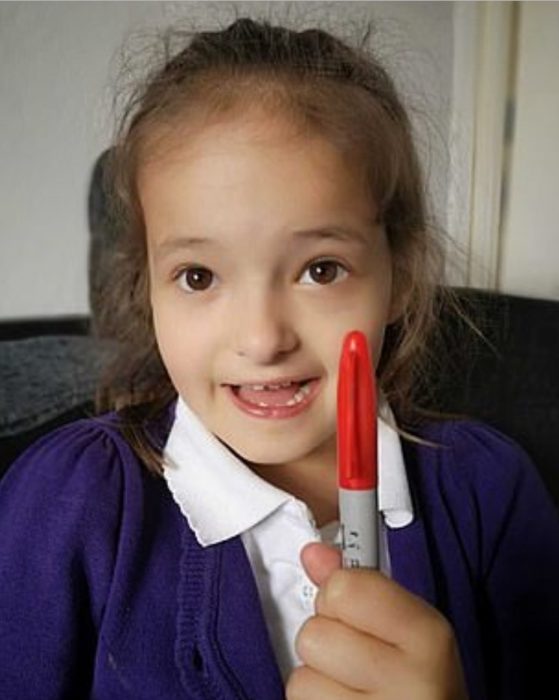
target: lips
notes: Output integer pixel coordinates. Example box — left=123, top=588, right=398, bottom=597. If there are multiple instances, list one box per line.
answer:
left=235, top=380, right=311, bottom=406
left=225, top=378, right=321, bottom=419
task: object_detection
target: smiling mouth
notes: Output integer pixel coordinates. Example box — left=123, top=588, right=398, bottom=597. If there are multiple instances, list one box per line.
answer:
left=231, top=380, right=314, bottom=407
left=225, top=378, right=321, bottom=418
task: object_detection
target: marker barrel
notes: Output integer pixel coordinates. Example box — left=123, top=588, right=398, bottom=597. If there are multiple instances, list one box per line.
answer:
left=339, top=488, right=379, bottom=569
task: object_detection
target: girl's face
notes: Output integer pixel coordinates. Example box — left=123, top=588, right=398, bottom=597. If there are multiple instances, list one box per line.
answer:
left=141, top=112, right=397, bottom=477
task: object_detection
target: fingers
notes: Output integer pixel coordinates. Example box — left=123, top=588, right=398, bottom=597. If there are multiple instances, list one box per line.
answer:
left=300, top=542, right=342, bottom=586
left=286, top=663, right=362, bottom=700
left=300, top=542, right=446, bottom=653
left=295, top=614, right=401, bottom=693
left=315, top=567, right=451, bottom=655
left=294, top=611, right=468, bottom=700
left=294, top=545, right=468, bottom=698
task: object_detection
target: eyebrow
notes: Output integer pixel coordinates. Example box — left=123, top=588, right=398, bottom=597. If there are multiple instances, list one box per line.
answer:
left=154, top=225, right=373, bottom=260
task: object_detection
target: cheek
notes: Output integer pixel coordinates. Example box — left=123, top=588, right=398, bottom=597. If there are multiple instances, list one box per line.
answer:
left=327, top=291, right=391, bottom=361
left=370, top=325, right=387, bottom=367
left=151, top=300, right=197, bottom=386
left=361, top=275, right=394, bottom=365
left=151, top=294, right=225, bottom=402
left=156, top=337, right=208, bottom=403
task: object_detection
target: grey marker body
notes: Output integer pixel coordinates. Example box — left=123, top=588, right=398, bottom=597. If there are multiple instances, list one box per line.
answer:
left=339, top=488, right=379, bottom=569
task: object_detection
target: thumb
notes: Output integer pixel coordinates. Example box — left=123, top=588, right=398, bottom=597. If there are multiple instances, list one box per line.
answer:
left=300, top=542, right=342, bottom=587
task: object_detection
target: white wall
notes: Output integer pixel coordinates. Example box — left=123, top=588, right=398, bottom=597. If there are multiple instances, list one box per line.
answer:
left=498, top=2, right=559, bottom=300
left=0, top=1, right=453, bottom=319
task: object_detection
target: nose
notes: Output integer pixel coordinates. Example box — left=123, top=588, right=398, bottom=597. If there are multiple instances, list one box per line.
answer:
left=231, top=289, right=299, bottom=363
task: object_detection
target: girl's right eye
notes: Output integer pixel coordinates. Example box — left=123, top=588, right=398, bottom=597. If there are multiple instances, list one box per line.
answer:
left=175, top=266, right=215, bottom=293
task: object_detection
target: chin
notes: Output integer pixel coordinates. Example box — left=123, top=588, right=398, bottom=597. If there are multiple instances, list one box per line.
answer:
left=223, top=430, right=330, bottom=468
left=228, top=442, right=301, bottom=466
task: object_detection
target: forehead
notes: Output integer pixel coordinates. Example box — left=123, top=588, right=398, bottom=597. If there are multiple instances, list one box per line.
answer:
left=138, top=112, right=378, bottom=252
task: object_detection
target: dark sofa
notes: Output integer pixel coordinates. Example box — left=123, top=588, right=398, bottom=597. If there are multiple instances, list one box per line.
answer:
left=0, top=316, right=113, bottom=470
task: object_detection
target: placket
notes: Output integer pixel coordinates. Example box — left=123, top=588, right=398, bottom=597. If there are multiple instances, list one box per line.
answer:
left=175, top=530, right=285, bottom=700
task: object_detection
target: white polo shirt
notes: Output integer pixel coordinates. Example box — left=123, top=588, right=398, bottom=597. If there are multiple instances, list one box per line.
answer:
left=164, top=397, right=413, bottom=681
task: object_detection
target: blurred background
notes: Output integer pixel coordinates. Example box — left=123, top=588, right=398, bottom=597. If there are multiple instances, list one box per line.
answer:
left=1, top=1, right=558, bottom=320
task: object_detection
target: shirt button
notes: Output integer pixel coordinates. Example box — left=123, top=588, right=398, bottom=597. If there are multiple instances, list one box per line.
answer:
left=301, top=581, right=317, bottom=610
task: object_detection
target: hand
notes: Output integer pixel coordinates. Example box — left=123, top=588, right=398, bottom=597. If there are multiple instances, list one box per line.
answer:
left=286, top=543, right=469, bottom=700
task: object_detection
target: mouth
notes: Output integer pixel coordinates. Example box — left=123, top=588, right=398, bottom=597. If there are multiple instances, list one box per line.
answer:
left=224, top=377, right=321, bottom=419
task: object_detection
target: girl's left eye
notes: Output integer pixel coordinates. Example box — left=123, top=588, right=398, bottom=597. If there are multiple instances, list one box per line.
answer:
left=175, top=266, right=215, bottom=293
left=299, top=260, right=349, bottom=286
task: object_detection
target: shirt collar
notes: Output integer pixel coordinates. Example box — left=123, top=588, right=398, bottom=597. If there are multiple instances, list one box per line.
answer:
left=163, top=397, right=413, bottom=546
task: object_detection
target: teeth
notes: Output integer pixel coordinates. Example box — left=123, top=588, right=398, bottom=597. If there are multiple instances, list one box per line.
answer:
left=234, top=379, right=315, bottom=408
left=245, top=381, right=300, bottom=391
left=254, top=381, right=311, bottom=408
left=285, top=381, right=313, bottom=406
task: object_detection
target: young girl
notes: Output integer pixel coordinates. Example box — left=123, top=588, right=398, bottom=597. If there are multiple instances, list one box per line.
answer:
left=1, top=17, right=558, bottom=700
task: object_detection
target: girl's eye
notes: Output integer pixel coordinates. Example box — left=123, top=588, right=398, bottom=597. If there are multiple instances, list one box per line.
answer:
left=299, top=260, right=348, bottom=286
left=176, top=266, right=215, bottom=293
left=174, top=260, right=347, bottom=292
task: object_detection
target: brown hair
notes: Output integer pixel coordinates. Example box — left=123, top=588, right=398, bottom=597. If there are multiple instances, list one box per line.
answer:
left=96, top=17, right=460, bottom=473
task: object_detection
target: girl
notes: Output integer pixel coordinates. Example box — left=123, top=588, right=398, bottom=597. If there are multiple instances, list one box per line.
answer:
left=1, top=17, right=558, bottom=700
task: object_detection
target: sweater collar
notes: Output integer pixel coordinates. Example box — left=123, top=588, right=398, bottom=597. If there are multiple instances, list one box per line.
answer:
left=163, top=397, right=413, bottom=546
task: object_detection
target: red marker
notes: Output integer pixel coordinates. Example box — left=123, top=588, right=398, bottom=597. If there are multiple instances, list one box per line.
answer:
left=337, top=330, right=379, bottom=569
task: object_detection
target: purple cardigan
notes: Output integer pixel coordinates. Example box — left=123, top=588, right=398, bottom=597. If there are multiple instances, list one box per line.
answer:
left=1, top=416, right=558, bottom=699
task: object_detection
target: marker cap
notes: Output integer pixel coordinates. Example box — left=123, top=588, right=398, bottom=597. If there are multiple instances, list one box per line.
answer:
left=337, top=331, right=378, bottom=490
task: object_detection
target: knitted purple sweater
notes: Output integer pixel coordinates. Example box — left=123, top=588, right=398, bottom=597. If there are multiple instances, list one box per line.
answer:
left=1, top=416, right=558, bottom=699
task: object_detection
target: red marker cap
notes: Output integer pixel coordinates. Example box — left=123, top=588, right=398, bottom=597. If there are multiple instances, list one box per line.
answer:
left=337, top=331, right=378, bottom=490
